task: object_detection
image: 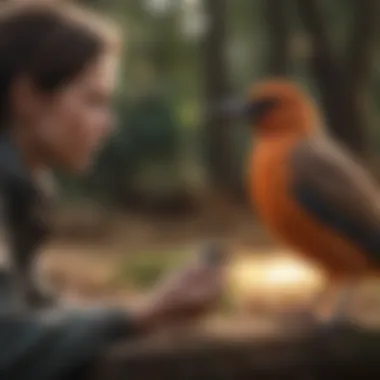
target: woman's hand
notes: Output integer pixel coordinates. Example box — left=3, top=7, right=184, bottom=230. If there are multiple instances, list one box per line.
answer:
left=133, top=259, right=224, bottom=333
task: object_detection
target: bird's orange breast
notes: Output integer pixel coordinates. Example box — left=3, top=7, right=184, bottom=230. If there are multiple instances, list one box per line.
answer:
left=250, top=137, right=370, bottom=276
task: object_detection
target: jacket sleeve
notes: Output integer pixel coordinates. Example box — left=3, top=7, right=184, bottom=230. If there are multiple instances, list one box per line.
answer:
left=0, top=306, right=137, bottom=380
left=0, top=138, right=140, bottom=379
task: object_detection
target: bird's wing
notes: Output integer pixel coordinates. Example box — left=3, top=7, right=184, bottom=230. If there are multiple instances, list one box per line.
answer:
left=290, top=137, right=380, bottom=261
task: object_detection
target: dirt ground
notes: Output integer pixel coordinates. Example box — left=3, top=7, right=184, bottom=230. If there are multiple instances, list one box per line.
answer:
left=42, top=206, right=276, bottom=302
left=41, top=208, right=380, bottom=328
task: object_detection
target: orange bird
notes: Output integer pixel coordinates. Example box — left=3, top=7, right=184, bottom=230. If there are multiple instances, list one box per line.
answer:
left=225, top=79, right=380, bottom=325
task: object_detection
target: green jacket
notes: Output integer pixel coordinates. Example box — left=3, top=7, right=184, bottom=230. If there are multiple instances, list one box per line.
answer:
left=0, top=133, right=136, bottom=380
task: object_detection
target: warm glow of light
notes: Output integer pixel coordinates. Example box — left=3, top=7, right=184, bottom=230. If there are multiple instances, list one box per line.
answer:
left=264, top=258, right=319, bottom=288
left=228, top=253, right=325, bottom=310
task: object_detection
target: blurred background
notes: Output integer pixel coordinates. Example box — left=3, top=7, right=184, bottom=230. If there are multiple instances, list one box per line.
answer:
left=44, top=0, right=380, bottom=324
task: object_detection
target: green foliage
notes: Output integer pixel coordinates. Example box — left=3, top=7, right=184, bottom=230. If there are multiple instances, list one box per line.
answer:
left=126, top=94, right=181, bottom=160
left=71, top=92, right=188, bottom=204
left=218, top=288, right=238, bottom=315
left=113, top=248, right=191, bottom=289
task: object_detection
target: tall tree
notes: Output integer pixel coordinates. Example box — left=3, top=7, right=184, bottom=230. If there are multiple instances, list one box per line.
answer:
left=296, top=0, right=379, bottom=157
left=264, top=0, right=291, bottom=75
left=200, top=0, right=239, bottom=197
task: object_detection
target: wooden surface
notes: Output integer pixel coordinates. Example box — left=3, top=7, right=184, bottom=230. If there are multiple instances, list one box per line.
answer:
left=88, top=317, right=380, bottom=379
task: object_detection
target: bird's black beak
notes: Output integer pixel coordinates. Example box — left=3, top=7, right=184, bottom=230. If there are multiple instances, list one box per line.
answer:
left=209, top=97, right=279, bottom=125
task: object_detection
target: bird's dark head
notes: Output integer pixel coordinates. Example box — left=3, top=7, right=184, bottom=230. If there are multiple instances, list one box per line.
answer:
left=218, top=79, right=321, bottom=138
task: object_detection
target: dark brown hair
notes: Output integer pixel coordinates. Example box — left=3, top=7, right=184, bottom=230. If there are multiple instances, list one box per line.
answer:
left=0, top=0, right=120, bottom=125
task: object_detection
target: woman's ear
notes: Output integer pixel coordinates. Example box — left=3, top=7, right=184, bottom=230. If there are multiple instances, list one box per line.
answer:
left=9, top=75, right=45, bottom=124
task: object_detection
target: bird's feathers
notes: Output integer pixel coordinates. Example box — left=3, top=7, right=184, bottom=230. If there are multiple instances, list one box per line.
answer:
left=290, top=137, right=380, bottom=262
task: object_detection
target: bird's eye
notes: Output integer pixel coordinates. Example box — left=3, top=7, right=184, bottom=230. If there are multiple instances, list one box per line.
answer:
left=247, top=97, right=279, bottom=122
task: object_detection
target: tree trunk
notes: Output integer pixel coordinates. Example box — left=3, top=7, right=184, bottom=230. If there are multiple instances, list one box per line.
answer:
left=200, top=0, right=234, bottom=193
left=264, top=0, right=291, bottom=75
left=346, top=0, right=379, bottom=96
left=345, top=0, right=380, bottom=154
left=296, top=0, right=372, bottom=158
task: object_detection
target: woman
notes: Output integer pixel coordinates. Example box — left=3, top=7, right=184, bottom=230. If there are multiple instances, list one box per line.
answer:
left=0, top=2, right=223, bottom=379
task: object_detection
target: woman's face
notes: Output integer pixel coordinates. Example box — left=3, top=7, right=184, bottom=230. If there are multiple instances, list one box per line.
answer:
left=25, top=54, right=119, bottom=173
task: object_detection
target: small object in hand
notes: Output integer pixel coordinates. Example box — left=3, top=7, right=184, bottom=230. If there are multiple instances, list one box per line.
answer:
left=199, top=241, right=227, bottom=267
